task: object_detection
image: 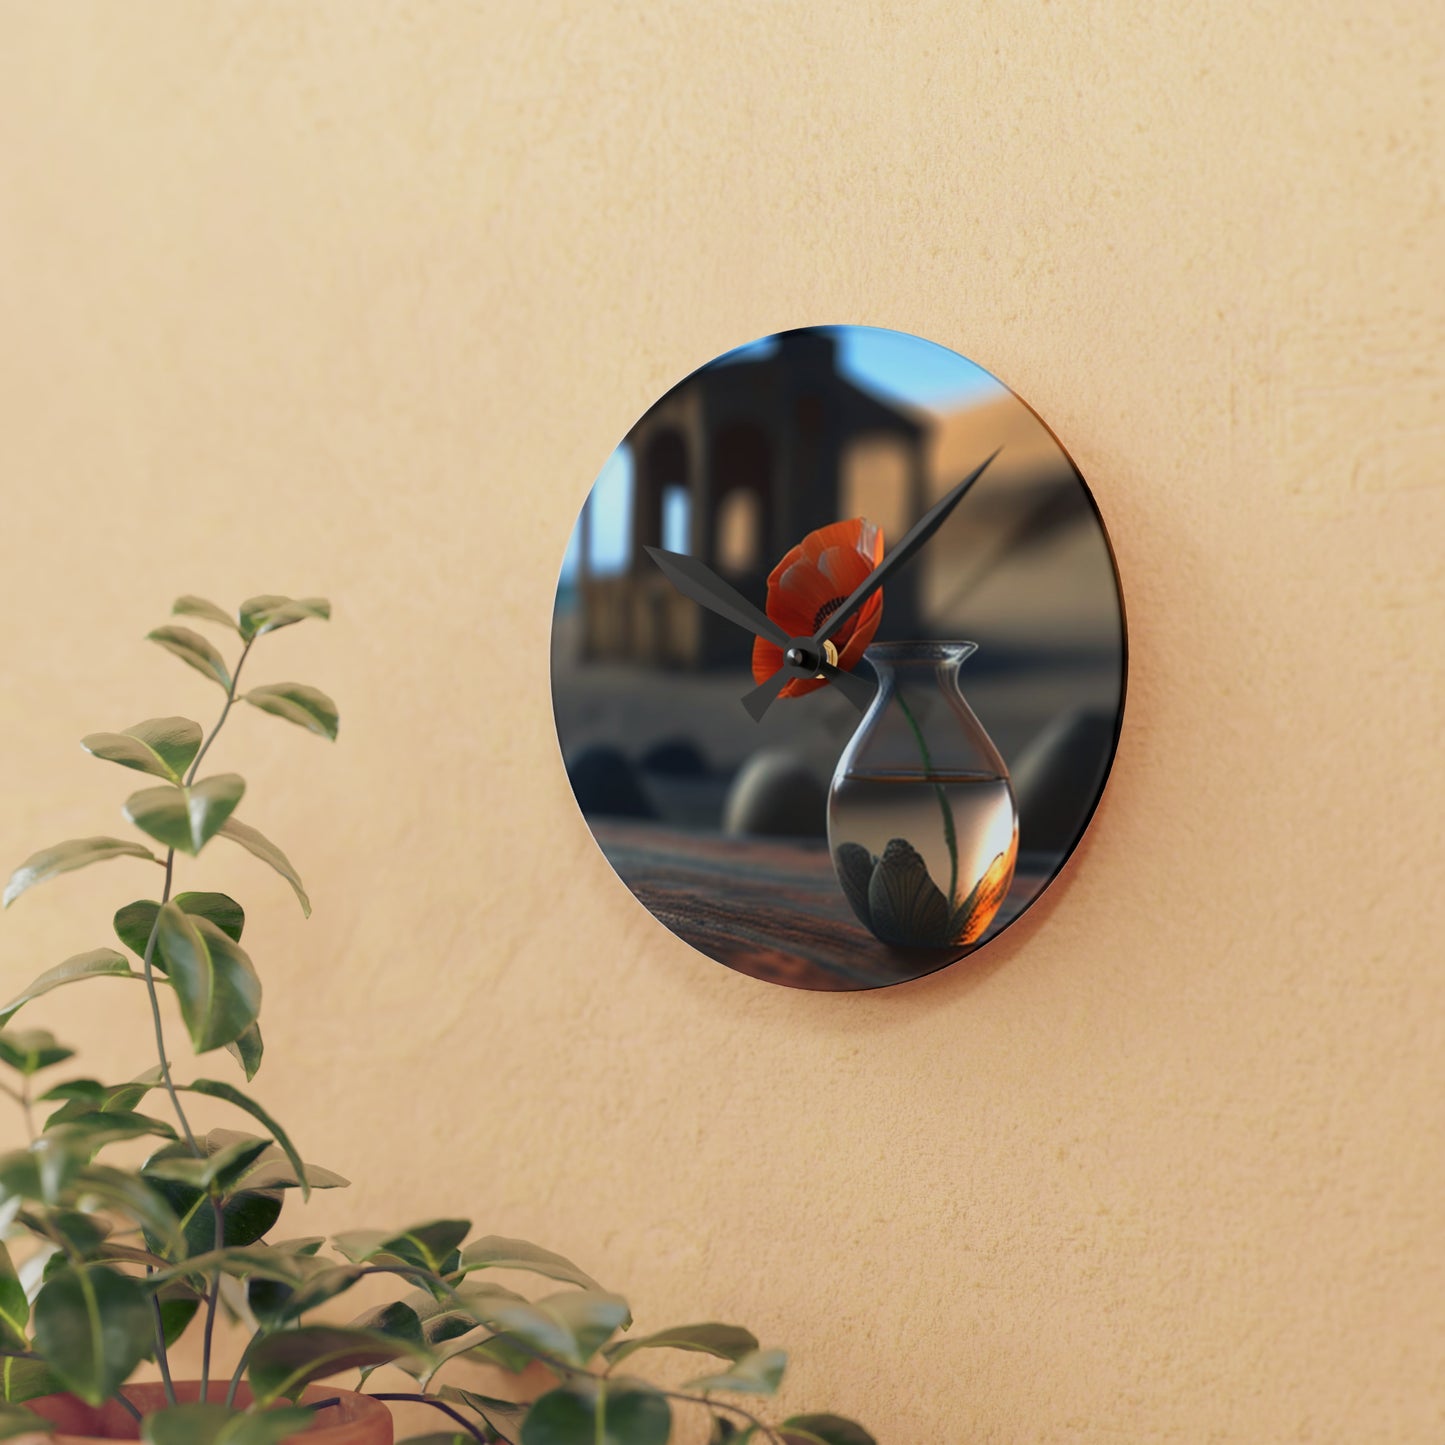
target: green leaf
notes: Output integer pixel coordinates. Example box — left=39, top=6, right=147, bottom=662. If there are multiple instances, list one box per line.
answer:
left=0, top=1244, right=29, bottom=1352
left=479, top=1290, right=630, bottom=1369
left=80, top=718, right=203, bottom=784
left=779, top=1415, right=878, bottom=1445
left=177, top=1080, right=311, bottom=1201
left=33, top=1264, right=151, bottom=1405
left=225, top=1022, right=264, bottom=1082
left=149, top=1280, right=200, bottom=1352
left=147, top=1243, right=314, bottom=1290
left=243, top=684, right=339, bottom=741
left=0, top=1030, right=73, bottom=1076
left=685, top=1348, right=788, bottom=1395
left=143, top=1135, right=273, bottom=1192
left=396, top=1437, right=472, bottom=1445
left=0, top=1141, right=73, bottom=1207
left=142, top=1401, right=316, bottom=1445
left=41, top=1067, right=162, bottom=1122
left=154, top=907, right=261, bottom=1053
left=457, top=1236, right=603, bottom=1291
left=247, top=1260, right=362, bottom=1328
left=38, top=1208, right=120, bottom=1259
left=709, top=1418, right=749, bottom=1445
left=3, top=837, right=159, bottom=909
left=74, top=1165, right=185, bottom=1256
left=349, top=1300, right=426, bottom=1351
left=216, top=818, right=310, bottom=917
left=0, top=1357, right=63, bottom=1406
left=147, top=624, right=232, bottom=691
left=333, top=1220, right=470, bottom=1275
left=124, top=775, right=246, bottom=857
left=141, top=1402, right=236, bottom=1445
left=172, top=596, right=242, bottom=635
left=239, top=596, right=330, bottom=641
left=0, top=1404, right=55, bottom=1439
left=603, top=1322, right=759, bottom=1366
left=146, top=1178, right=280, bottom=1259
left=0, top=950, right=139, bottom=1027
left=268, top=1236, right=325, bottom=1256
left=122, top=783, right=202, bottom=854
left=449, top=1331, right=529, bottom=1373
left=191, top=1130, right=346, bottom=1194
left=440, top=1387, right=528, bottom=1437
left=521, top=1379, right=671, bottom=1445
left=44, top=1108, right=178, bottom=1161
left=356, top=1284, right=519, bottom=1360
left=116, top=891, right=246, bottom=960
left=248, top=1324, right=421, bottom=1404
left=219, top=1409, right=320, bottom=1445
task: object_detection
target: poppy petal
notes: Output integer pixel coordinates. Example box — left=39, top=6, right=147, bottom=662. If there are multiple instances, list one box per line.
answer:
left=773, top=558, right=847, bottom=634
left=752, top=637, right=785, bottom=686
left=837, top=595, right=884, bottom=671
left=754, top=517, right=887, bottom=699
left=800, top=519, right=880, bottom=567
left=818, top=546, right=873, bottom=594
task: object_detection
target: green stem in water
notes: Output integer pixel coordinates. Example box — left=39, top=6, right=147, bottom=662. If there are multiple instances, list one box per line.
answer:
left=896, top=690, right=959, bottom=904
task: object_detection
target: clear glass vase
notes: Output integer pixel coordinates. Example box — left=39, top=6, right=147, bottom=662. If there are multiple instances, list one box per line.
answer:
left=828, top=642, right=1019, bottom=949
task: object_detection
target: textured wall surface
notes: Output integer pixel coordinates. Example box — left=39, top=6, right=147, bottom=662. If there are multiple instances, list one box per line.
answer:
left=1, top=4, right=1441, bottom=1440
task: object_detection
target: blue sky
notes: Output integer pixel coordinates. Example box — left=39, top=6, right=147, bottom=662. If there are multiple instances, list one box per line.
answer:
left=560, top=327, right=1004, bottom=584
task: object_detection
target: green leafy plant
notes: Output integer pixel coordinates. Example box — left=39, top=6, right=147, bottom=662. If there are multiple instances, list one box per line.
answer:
left=0, top=595, right=876, bottom=1445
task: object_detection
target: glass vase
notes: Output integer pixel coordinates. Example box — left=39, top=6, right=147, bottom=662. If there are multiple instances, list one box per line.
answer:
left=828, top=642, right=1019, bottom=949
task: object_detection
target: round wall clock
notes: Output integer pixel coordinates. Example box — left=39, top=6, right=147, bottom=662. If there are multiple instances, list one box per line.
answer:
left=552, top=326, right=1126, bottom=991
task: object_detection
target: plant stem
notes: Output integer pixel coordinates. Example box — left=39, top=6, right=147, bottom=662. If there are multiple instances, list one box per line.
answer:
left=135, top=635, right=255, bottom=1400
left=653, top=1389, right=786, bottom=1445
left=199, top=1195, right=225, bottom=1397
left=186, top=639, right=254, bottom=786
left=146, top=1268, right=178, bottom=1407
left=224, top=1335, right=256, bottom=1410
left=139, top=850, right=198, bottom=1157
left=896, top=690, right=959, bottom=904
left=366, top=1394, right=490, bottom=1443
left=113, top=1391, right=143, bottom=1423
left=0, top=1081, right=35, bottom=1143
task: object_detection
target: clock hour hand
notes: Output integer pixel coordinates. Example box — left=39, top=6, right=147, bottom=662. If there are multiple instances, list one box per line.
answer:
left=643, top=546, right=873, bottom=720
left=810, top=448, right=1001, bottom=651
left=643, top=547, right=791, bottom=647
left=739, top=654, right=874, bottom=722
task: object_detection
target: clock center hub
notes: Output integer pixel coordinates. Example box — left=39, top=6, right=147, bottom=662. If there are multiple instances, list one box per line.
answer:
left=785, top=639, right=839, bottom=678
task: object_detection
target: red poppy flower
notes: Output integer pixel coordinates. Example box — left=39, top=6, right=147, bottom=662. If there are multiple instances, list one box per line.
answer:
left=751, top=518, right=885, bottom=699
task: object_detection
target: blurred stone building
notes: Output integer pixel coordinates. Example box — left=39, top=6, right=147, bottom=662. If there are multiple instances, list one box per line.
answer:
left=578, top=329, right=929, bottom=669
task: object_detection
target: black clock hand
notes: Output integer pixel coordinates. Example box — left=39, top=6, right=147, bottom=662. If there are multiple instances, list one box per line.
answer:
left=810, top=448, right=1001, bottom=651
left=743, top=449, right=1002, bottom=721
left=645, top=546, right=875, bottom=718
left=740, top=657, right=874, bottom=722
left=643, top=547, right=791, bottom=648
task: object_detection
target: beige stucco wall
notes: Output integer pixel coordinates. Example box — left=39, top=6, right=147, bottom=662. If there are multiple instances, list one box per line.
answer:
left=1, top=4, right=1441, bottom=1440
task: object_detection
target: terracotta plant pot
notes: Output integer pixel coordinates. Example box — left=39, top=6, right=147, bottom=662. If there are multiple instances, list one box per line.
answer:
left=18, top=1381, right=392, bottom=1444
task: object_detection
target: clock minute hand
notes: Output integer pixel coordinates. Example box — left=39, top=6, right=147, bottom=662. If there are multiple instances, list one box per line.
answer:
left=810, top=447, right=1002, bottom=649
left=645, top=547, right=876, bottom=719
left=643, top=547, right=791, bottom=648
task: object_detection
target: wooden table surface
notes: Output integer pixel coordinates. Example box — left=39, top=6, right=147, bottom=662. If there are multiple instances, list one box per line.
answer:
left=592, top=819, right=1043, bottom=991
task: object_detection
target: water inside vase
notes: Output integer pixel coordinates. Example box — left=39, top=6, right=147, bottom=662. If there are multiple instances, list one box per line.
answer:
left=830, top=769, right=1018, bottom=947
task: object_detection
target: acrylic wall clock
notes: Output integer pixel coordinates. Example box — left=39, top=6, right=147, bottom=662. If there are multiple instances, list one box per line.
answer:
left=551, top=326, right=1126, bottom=991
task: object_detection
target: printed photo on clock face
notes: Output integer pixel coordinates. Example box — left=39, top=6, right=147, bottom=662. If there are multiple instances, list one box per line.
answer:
left=551, top=326, right=1125, bottom=991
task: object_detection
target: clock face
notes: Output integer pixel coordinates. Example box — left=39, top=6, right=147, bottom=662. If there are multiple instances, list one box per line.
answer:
left=552, top=325, right=1126, bottom=991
